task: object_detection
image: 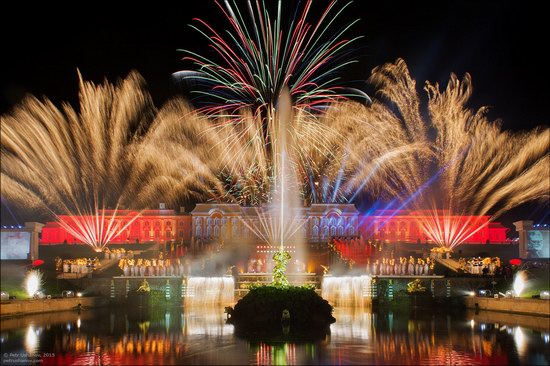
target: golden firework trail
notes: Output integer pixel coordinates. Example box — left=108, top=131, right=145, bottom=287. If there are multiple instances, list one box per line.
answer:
left=368, top=59, right=549, bottom=249
left=1, top=0, right=547, bottom=255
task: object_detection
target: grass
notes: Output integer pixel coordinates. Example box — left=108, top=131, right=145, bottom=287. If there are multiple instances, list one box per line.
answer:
left=518, top=268, right=549, bottom=298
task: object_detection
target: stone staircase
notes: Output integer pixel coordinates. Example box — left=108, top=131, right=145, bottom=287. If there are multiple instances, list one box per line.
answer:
left=434, top=257, right=462, bottom=272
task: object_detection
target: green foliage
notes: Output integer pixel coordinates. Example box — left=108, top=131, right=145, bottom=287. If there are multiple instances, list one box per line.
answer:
left=247, top=282, right=263, bottom=291
left=272, top=250, right=292, bottom=287
left=126, top=288, right=179, bottom=307
left=379, top=289, right=412, bottom=311
left=149, top=289, right=167, bottom=306
left=518, top=268, right=550, bottom=298
left=229, top=285, right=335, bottom=330
left=0, top=286, right=28, bottom=300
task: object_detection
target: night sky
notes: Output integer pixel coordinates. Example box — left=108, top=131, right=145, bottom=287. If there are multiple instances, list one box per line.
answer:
left=0, top=1, right=548, bottom=228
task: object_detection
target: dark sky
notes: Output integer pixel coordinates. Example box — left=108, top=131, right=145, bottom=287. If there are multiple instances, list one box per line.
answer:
left=0, top=1, right=548, bottom=227
left=1, top=1, right=548, bottom=130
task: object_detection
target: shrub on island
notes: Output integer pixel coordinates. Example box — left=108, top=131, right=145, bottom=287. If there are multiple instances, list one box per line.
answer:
left=227, top=285, right=335, bottom=331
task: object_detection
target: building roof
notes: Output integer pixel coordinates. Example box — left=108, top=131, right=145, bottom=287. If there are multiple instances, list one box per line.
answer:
left=489, top=222, right=509, bottom=230
left=192, top=204, right=312, bottom=217
left=309, top=204, right=359, bottom=215
left=191, top=203, right=243, bottom=215
left=100, top=209, right=177, bottom=216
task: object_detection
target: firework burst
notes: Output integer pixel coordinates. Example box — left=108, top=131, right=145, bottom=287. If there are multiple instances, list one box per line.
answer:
left=176, top=0, right=363, bottom=167
left=0, top=72, right=160, bottom=250
left=24, top=269, right=43, bottom=298
left=180, top=0, right=360, bottom=113
left=56, top=201, right=140, bottom=252
left=1, top=0, right=547, bottom=254
left=368, top=59, right=549, bottom=249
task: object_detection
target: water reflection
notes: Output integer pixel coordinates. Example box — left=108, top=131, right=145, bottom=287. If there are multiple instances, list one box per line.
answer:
left=329, top=308, right=372, bottom=340
left=514, top=326, right=527, bottom=358
left=24, top=325, right=38, bottom=355
left=1, top=307, right=548, bottom=365
left=252, top=343, right=297, bottom=366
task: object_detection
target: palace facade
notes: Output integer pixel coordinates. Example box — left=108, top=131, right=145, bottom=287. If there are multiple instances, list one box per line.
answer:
left=39, top=204, right=509, bottom=245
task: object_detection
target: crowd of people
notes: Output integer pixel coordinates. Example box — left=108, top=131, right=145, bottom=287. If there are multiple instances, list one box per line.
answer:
left=118, top=253, right=192, bottom=277
left=245, top=258, right=306, bottom=273
left=458, top=257, right=501, bottom=276
left=55, top=257, right=101, bottom=274
left=103, top=247, right=132, bottom=260
left=365, top=256, right=435, bottom=276
left=247, top=258, right=268, bottom=273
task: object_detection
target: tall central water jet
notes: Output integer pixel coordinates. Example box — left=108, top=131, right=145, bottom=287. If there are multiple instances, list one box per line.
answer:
left=270, top=87, right=304, bottom=286
left=277, top=88, right=291, bottom=252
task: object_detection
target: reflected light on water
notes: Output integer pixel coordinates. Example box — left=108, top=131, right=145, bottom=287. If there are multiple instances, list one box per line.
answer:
left=514, top=326, right=527, bottom=357
left=329, top=309, right=372, bottom=340
left=183, top=310, right=233, bottom=336
left=4, top=307, right=549, bottom=365
left=24, top=325, right=38, bottom=355
left=255, top=343, right=296, bottom=366
left=165, top=312, right=170, bottom=333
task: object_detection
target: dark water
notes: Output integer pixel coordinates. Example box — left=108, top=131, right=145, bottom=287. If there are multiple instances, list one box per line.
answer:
left=1, top=306, right=549, bottom=365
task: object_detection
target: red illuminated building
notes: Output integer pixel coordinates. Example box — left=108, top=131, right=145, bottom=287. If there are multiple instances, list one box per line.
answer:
left=39, top=204, right=508, bottom=246
left=360, top=210, right=508, bottom=244
left=40, top=209, right=192, bottom=245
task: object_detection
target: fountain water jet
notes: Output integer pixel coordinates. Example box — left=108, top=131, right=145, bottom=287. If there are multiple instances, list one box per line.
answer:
left=238, top=88, right=307, bottom=283
left=183, top=277, right=235, bottom=306
left=322, top=275, right=372, bottom=307
left=271, top=88, right=306, bottom=284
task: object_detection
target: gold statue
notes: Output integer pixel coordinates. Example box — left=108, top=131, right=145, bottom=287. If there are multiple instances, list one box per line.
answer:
left=407, top=279, right=426, bottom=293
left=137, top=279, right=150, bottom=293
left=55, top=256, right=62, bottom=272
